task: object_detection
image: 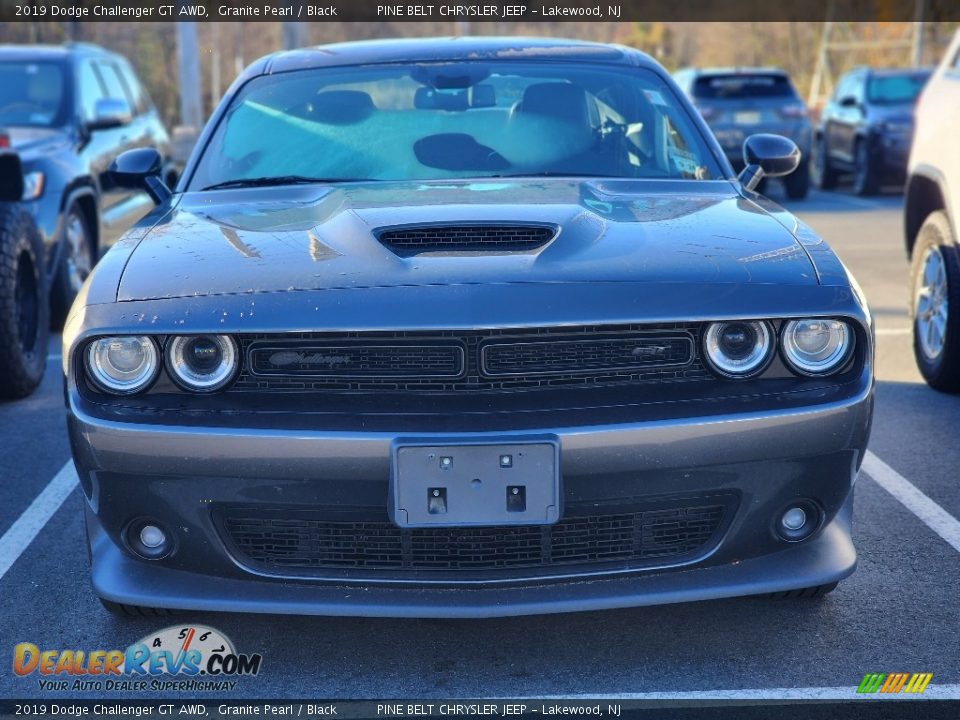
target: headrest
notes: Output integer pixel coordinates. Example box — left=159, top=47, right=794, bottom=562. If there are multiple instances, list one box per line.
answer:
left=310, top=90, right=375, bottom=125
left=513, top=83, right=589, bottom=126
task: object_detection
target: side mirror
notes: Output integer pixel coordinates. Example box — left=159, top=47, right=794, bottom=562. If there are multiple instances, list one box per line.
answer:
left=87, top=98, right=132, bottom=131
left=738, top=133, right=801, bottom=192
left=108, top=147, right=171, bottom=205
left=839, top=95, right=859, bottom=109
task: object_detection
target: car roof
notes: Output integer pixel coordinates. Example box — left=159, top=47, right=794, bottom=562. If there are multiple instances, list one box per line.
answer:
left=861, top=66, right=933, bottom=77
left=0, top=42, right=114, bottom=62
left=684, top=67, right=789, bottom=77
left=255, top=37, right=652, bottom=76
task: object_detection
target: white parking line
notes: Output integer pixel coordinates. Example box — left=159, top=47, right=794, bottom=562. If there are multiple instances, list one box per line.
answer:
left=0, top=460, right=78, bottom=582
left=874, top=327, right=912, bottom=336
left=525, top=683, right=960, bottom=699
left=863, top=451, right=960, bottom=554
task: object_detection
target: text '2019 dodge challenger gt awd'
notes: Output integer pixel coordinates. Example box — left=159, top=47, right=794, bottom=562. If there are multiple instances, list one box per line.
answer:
left=64, top=38, right=874, bottom=618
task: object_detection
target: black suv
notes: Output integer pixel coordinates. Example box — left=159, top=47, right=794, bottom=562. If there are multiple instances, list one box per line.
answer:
left=813, top=66, right=931, bottom=195
left=0, top=42, right=174, bottom=323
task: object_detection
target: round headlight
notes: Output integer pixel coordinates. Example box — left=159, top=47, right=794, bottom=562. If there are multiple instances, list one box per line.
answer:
left=166, top=335, right=238, bottom=392
left=781, top=319, right=853, bottom=375
left=86, top=336, right=159, bottom=394
left=704, top=321, right=773, bottom=378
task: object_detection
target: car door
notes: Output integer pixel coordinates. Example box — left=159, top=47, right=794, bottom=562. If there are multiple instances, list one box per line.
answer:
left=826, top=72, right=861, bottom=165
left=92, top=58, right=153, bottom=247
left=76, top=58, right=127, bottom=252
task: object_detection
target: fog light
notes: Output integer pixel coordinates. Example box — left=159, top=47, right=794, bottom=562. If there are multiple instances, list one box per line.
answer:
left=775, top=500, right=821, bottom=542
left=139, top=525, right=166, bottom=549
left=781, top=507, right=807, bottom=531
left=127, top=519, right=173, bottom=559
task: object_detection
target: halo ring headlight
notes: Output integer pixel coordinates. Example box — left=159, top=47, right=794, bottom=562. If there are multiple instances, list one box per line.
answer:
left=781, top=319, right=853, bottom=376
left=85, top=336, right=159, bottom=395
left=703, top=321, right=774, bottom=378
left=166, top=335, right=238, bottom=392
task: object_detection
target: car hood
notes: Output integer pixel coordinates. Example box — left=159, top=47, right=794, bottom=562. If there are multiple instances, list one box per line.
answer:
left=117, top=179, right=817, bottom=302
left=5, top=126, right=66, bottom=155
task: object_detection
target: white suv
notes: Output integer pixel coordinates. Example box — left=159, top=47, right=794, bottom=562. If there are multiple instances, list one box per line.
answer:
left=905, top=30, right=960, bottom=391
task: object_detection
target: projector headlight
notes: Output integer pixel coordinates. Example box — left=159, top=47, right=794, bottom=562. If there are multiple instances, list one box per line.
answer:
left=86, top=336, right=159, bottom=394
left=166, top=335, right=238, bottom=392
left=703, top=321, right=774, bottom=378
left=781, top=318, right=853, bottom=376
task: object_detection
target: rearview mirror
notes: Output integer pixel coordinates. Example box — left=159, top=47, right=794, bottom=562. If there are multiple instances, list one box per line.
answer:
left=87, top=98, right=132, bottom=131
left=108, top=147, right=170, bottom=205
left=738, top=134, right=801, bottom=192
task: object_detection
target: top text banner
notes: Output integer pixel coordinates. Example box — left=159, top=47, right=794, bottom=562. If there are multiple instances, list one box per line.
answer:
left=1, top=0, right=957, bottom=22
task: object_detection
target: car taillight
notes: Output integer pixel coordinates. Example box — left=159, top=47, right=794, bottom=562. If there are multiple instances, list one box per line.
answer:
left=0, top=131, right=9, bottom=149
left=780, top=104, right=808, bottom=119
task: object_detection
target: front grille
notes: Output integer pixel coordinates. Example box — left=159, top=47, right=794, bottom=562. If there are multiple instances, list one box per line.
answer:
left=481, top=334, right=693, bottom=377
left=218, top=498, right=732, bottom=580
left=249, top=342, right=465, bottom=379
left=377, top=224, right=556, bottom=255
left=231, top=324, right=709, bottom=394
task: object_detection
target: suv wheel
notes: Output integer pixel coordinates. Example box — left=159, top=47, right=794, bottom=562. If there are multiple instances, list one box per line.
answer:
left=0, top=203, right=50, bottom=399
left=852, top=139, right=880, bottom=196
left=911, top=211, right=960, bottom=392
left=784, top=159, right=810, bottom=200
left=51, top=205, right=93, bottom=328
left=812, top=135, right=838, bottom=190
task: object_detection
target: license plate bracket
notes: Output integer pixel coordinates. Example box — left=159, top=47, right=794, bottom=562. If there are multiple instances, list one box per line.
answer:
left=390, top=438, right=561, bottom=528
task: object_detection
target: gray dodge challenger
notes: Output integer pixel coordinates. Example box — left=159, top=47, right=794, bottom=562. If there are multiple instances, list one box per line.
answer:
left=64, top=38, right=874, bottom=618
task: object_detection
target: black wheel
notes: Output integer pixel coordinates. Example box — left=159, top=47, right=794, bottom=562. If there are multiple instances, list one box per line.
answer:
left=811, top=135, right=838, bottom=190
left=783, top=158, right=810, bottom=200
left=852, top=139, right=880, bottom=196
left=761, top=581, right=838, bottom=599
left=98, top=597, right=176, bottom=617
left=0, top=203, right=49, bottom=400
left=50, top=204, right=94, bottom=329
left=910, top=211, right=960, bottom=393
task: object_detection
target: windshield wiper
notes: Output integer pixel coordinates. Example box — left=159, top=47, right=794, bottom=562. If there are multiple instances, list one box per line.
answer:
left=201, top=175, right=368, bottom=191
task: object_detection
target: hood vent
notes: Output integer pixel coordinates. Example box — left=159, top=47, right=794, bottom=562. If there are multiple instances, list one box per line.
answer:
left=377, top=224, right=557, bottom=255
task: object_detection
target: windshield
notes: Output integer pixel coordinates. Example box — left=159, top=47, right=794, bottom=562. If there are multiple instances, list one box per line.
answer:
left=692, top=73, right=797, bottom=100
left=0, top=61, right=67, bottom=127
left=189, top=62, right=721, bottom=189
left=867, top=72, right=931, bottom=105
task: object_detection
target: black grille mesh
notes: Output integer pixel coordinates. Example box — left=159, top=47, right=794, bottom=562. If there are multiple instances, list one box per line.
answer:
left=232, top=324, right=709, bottom=394
left=219, top=500, right=730, bottom=577
left=378, top=225, right=556, bottom=254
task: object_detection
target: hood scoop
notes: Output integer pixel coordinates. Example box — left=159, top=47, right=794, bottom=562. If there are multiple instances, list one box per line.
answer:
left=376, top=223, right=557, bottom=256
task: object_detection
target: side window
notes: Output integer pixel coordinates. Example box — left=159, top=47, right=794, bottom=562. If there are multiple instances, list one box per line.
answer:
left=95, top=61, right=133, bottom=108
left=117, top=60, right=148, bottom=115
left=834, top=74, right=853, bottom=102
left=78, top=61, right=106, bottom=122
left=852, top=73, right=866, bottom=103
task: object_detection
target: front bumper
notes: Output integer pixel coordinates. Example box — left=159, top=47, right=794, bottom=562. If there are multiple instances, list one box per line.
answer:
left=71, top=378, right=872, bottom=617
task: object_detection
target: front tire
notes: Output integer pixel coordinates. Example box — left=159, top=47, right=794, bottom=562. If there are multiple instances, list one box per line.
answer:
left=852, top=139, right=880, bottom=196
left=51, top=205, right=94, bottom=329
left=812, top=135, right=838, bottom=190
left=762, top=581, right=839, bottom=600
left=911, top=211, right=960, bottom=392
left=0, top=203, right=49, bottom=400
left=98, top=598, right=176, bottom=617
left=784, top=159, right=810, bottom=200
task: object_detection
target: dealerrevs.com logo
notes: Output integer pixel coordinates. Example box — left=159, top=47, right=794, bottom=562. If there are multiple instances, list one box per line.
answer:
left=13, top=625, right=263, bottom=692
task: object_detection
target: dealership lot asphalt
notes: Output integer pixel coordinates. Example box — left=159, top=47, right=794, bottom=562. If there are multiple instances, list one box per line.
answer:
left=2, top=186, right=959, bottom=700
